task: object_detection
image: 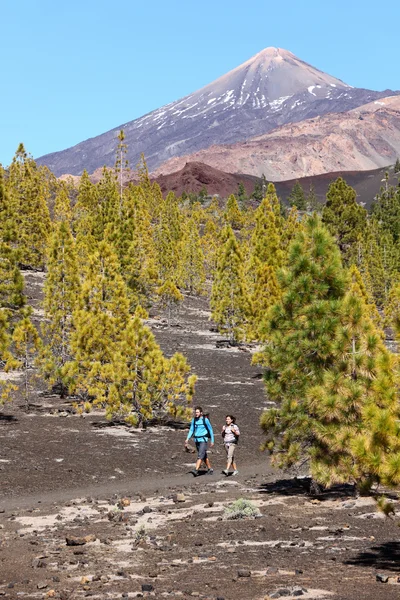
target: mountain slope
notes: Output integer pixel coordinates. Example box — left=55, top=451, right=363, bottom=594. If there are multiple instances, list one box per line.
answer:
left=153, top=96, right=400, bottom=181
left=36, top=47, right=398, bottom=176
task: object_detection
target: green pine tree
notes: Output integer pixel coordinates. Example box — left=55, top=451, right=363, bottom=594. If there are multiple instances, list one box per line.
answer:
left=322, top=177, right=367, bottom=265
left=256, top=216, right=347, bottom=469
left=288, top=181, right=307, bottom=210
left=307, top=292, right=400, bottom=492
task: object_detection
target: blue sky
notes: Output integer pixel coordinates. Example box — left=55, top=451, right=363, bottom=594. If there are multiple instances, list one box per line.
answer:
left=1, top=0, right=399, bottom=166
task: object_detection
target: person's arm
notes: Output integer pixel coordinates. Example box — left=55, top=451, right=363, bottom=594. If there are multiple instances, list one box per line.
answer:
left=185, top=419, right=194, bottom=444
left=221, top=425, right=226, bottom=438
left=205, top=418, right=214, bottom=444
left=233, top=425, right=240, bottom=439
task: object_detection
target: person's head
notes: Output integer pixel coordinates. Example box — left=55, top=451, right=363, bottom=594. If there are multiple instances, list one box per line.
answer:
left=194, top=406, right=203, bottom=418
left=225, top=415, right=235, bottom=425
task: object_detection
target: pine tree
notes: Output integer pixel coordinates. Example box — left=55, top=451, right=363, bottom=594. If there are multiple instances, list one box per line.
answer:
left=307, top=183, right=320, bottom=212
left=7, top=144, right=51, bottom=269
left=178, top=218, right=205, bottom=295
left=307, top=292, right=400, bottom=491
left=251, top=180, right=264, bottom=202
left=0, top=166, right=17, bottom=244
left=156, top=280, right=184, bottom=326
left=12, top=309, right=41, bottom=406
left=224, top=194, right=244, bottom=230
left=288, top=181, right=307, bottom=210
left=154, top=192, right=182, bottom=284
left=201, top=218, right=220, bottom=278
left=281, top=206, right=304, bottom=265
left=363, top=222, right=386, bottom=306
left=115, top=184, right=156, bottom=308
left=384, top=282, right=400, bottom=333
left=257, top=216, right=347, bottom=468
left=394, top=158, right=400, bottom=174
left=54, top=184, right=72, bottom=224
left=371, top=184, right=400, bottom=243
left=0, top=243, right=25, bottom=317
left=246, top=194, right=283, bottom=340
left=0, top=310, right=18, bottom=405
left=266, top=182, right=283, bottom=221
left=348, top=264, right=382, bottom=330
left=248, top=195, right=283, bottom=273
left=248, top=265, right=281, bottom=342
left=65, top=241, right=131, bottom=404
left=322, top=177, right=367, bottom=265
left=40, top=220, right=80, bottom=396
left=236, top=182, right=247, bottom=207
left=105, top=311, right=197, bottom=425
left=115, top=129, right=129, bottom=213
left=211, top=226, right=250, bottom=342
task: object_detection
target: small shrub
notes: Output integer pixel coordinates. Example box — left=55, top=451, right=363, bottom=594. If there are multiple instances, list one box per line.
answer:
left=134, top=524, right=147, bottom=541
left=223, top=498, right=261, bottom=520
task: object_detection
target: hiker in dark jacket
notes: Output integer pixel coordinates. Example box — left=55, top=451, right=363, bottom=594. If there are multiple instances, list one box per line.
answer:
left=185, top=406, right=214, bottom=476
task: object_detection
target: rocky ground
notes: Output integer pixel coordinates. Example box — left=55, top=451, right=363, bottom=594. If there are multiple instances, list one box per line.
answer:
left=1, top=273, right=400, bottom=600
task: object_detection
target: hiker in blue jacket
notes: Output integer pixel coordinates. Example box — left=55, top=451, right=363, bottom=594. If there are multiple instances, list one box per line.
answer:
left=185, top=406, right=214, bottom=476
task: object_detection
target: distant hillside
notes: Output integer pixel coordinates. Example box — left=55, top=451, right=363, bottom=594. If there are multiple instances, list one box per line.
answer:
left=36, top=47, right=399, bottom=176
left=155, top=96, right=400, bottom=181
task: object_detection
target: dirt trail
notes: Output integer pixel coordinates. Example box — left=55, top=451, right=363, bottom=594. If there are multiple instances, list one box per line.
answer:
left=1, top=285, right=400, bottom=599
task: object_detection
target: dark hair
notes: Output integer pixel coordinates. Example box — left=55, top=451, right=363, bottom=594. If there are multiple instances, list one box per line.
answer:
left=226, top=415, right=236, bottom=423
left=194, top=406, right=203, bottom=413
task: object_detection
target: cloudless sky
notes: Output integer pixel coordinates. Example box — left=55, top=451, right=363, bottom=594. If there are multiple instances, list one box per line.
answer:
left=1, top=0, right=399, bottom=166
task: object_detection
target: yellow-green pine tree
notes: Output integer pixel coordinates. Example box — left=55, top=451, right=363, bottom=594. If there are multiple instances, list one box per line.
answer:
left=54, top=183, right=73, bottom=224
left=211, top=226, right=250, bottom=342
left=156, top=280, right=184, bottom=326
left=178, top=217, right=205, bottom=295
left=224, top=194, right=244, bottom=230
left=106, top=311, right=196, bottom=425
left=73, top=170, right=99, bottom=269
left=0, top=243, right=25, bottom=317
left=12, top=309, right=41, bottom=406
left=66, top=241, right=130, bottom=405
left=40, top=220, right=80, bottom=396
left=201, top=218, right=220, bottom=278
left=0, top=166, right=17, bottom=244
left=7, top=144, right=51, bottom=269
left=348, top=264, right=382, bottom=330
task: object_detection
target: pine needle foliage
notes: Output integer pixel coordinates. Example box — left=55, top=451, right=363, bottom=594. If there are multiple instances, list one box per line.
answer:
left=39, top=220, right=80, bottom=396
left=322, top=177, right=367, bottom=266
left=256, top=216, right=347, bottom=468
left=211, top=226, right=250, bottom=342
left=105, top=311, right=197, bottom=425
left=178, top=217, right=206, bottom=295
left=307, top=292, right=400, bottom=491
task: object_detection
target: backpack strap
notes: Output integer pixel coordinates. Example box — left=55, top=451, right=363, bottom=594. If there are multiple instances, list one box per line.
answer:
left=203, top=416, right=212, bottom=440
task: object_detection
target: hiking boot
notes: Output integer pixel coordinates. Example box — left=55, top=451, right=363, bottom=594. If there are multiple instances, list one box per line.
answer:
left=190, top=469, right=199, bottom=477
left=222, top=469, right=229, bottom=476
left=206, top=468, right=214, bottom=475
left=232, top=470, right=239, bottom=476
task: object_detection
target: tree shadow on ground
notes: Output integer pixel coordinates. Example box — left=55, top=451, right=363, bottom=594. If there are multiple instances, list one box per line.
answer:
left=257, top=477, right=355, bottom=499
left=345, top=542, right=400, bottom=572
left=0, top=413, right=18, bottom=422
